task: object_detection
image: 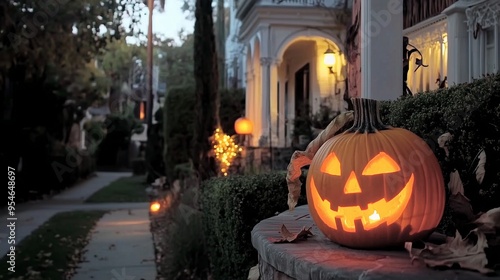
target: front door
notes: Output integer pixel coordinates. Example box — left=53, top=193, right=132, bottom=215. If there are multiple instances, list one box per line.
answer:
left=295, top=63, right=310, bottom=118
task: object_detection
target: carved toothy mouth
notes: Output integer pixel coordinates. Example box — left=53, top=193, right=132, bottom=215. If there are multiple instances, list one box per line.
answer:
left=309, top=174, right=414, bottom=232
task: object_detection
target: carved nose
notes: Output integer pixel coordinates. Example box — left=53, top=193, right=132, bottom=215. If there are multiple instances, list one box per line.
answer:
left=344, top=171, right=362, bottom=194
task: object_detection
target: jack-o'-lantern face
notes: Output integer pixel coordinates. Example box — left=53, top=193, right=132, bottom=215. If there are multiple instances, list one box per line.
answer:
left=309, top=151, right=414, bottom=233
left=304, top=98, right=445, bottom=249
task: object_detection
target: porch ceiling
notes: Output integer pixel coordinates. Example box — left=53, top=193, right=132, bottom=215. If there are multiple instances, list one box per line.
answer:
left=238, top=5, right=349, bottom=45
left=283, top=40, right=315, bottom=55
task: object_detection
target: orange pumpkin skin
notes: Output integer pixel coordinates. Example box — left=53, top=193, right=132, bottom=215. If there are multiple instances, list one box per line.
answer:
left=306, top=98, right=445, bottom=249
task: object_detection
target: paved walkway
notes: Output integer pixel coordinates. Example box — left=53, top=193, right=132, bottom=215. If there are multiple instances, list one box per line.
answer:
left=0, top=172, right=156, bottom=280
left=72, top=209, right=156, bottom=280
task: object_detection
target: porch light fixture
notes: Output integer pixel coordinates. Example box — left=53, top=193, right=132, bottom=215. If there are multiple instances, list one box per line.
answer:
left=324, top=48, right=336, bottom=74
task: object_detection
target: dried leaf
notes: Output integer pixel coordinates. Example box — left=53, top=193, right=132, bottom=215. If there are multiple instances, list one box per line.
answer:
left=438, top=132, right=453, bottom=157
left=474, top=150, right=486, bottom=185
left=247, top=265, right=259, bottom=280
left=448, top=170, right=464, bottom=195
left=449, top=192, right=475, bottom=222
left=405, top=229, right=493, bottom=274
left=271, top=224, right=314, bottom=243
left=474, top=207, right=500, bottom=234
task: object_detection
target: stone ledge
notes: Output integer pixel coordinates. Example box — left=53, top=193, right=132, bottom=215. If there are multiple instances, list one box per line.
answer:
left=251, top=205, right=494, bottom=280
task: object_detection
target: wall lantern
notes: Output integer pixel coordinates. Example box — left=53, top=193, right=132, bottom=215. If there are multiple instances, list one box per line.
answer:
left=324, top=47, right=336, bottom=74
left=234, top=117, right=253, bottom=135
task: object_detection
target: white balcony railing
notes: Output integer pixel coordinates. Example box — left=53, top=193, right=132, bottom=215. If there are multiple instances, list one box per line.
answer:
left=264, top=0, right=338, bottom=7
left=235, top=0, right=350, bottom=19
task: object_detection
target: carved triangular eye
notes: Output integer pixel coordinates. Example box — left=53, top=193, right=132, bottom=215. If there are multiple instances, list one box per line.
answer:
left=362, top=152, right=401, bottom=175
left=320, top=153, right=341, bottom=176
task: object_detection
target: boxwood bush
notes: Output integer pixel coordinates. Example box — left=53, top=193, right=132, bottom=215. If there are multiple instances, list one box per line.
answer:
left=381, top=73, right=500, bottom=215
left=201, top=171, right=307, bottom=280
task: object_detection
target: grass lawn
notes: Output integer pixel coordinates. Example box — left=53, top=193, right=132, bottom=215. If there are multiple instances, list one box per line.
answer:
left=0, top=210, right=106, bottom=280
left=85, top=175, right=149, bottom=203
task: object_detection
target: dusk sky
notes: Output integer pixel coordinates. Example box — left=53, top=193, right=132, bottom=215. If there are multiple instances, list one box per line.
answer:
left=126, top=0, right=195, bottom=44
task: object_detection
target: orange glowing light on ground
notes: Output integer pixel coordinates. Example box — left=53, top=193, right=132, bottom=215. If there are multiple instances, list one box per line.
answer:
left=150, top=201, right=161, bottom=212
left=140, top=102, right=145, bottom=120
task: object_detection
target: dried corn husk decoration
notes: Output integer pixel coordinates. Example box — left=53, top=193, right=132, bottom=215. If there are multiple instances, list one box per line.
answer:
left=474, top=150, right=486, bottom=185
left=286, top=111, right=354, bottom=210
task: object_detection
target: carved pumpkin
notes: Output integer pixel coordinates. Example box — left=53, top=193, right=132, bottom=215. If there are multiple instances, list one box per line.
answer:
left=306, top=98, right=445, bottom=249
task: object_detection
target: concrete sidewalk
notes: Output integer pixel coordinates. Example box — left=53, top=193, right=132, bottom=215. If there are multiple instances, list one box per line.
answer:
left=0, top=172, right=153, bottom=257
left=72, top=209, right=156, bottom=280
left=1, top=171, right=157, bottom=280
left=0, top=172, right=137, bottom=257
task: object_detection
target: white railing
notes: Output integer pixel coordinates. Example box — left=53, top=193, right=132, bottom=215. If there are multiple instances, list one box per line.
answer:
left=235, top=0, right=350, bottom=19
left=262, top=0, right=349, bottom=8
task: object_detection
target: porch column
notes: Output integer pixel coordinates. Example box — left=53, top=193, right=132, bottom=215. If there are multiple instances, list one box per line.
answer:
left=260, top=57, right=273, bottom=147
left=360, top=0, right=403, bottom=100
left=443, top=1, right=469, bottom=85
left=277, top=64, right=286, bottom=147
left=270, top=59, right=280, bottom=146
left=245, top=70, right=255, bottom=146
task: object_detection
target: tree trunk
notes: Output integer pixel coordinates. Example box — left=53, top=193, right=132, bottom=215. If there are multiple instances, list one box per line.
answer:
left=347, top=0, right=361, bottom=100
left=193, top=0, right=219, bottom=181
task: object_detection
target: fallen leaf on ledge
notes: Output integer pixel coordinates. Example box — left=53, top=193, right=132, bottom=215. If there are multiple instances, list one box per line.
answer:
left=474, top=207, right=500, bottom=235
left=271, top=224, right=313, bottom=243
left=405, top=229, right=494, bottom=274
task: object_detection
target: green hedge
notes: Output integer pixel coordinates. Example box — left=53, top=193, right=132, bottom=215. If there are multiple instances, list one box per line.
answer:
left=380, top=74, right=500, bottom=214
left=201, top=172, right=307, bottom=280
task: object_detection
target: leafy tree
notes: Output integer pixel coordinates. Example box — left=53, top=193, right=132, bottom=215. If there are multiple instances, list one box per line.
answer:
left=0, top=0, right=144, bottom=196
left=98, top=38, right=147, bottom=113
left=216, top=0, right=226, bottom=89
left=192, top=0, right=219, bottom=180
left=67, top=60, right=110, bottom=108
left=0, top=0, right=144, bottom=89
left=99, top=38, right=147, bottom=84
left=158, top=34, right=195, bottom=88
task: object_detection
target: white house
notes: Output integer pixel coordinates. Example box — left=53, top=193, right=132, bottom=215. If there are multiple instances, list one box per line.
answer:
left=403, top=0, right=499, bottom=93
left=227, top=0, right=500, bottom=148
left=226, top=0, right=352, bottom=148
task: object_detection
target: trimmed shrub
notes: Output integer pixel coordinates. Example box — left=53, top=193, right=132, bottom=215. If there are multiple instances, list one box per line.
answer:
left=380, top=74, right=500, bottom=220
left=164, top=85, right=197, bottom=182
left=201, top=172, right=307, bottom=280
left=162, top=187, right=210, bottom=280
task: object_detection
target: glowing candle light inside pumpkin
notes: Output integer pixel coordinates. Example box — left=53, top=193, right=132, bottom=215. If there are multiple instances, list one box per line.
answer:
left=369, top=210, right=380, bottom=222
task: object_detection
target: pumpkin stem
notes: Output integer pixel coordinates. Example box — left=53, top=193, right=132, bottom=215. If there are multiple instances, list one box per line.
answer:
left=347, top=98, right=389, bottom=133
